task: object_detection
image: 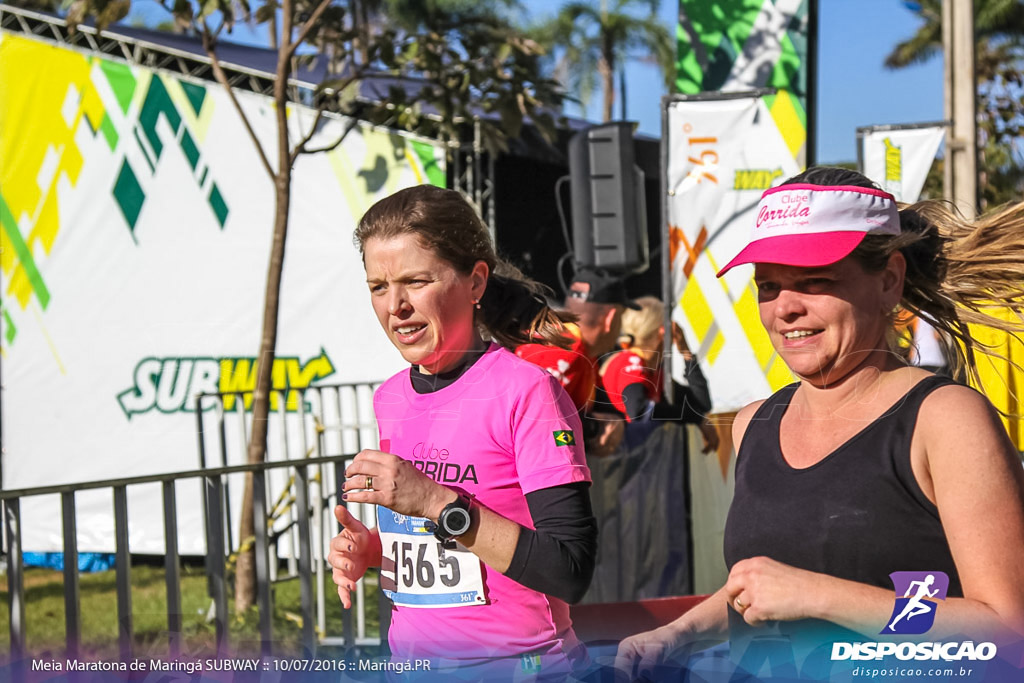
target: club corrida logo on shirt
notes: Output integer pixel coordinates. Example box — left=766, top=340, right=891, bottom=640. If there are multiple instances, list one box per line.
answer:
left=409, top=441, right=479, bottom=484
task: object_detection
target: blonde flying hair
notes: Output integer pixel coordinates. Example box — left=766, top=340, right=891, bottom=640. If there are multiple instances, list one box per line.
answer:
left=784, top=167, right=1024, bottom=386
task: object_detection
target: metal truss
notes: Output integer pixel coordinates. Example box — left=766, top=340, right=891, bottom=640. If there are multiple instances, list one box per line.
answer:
left=0, top=4, right=306, bottom=101
left=450, top=120, right=496, bottom=236
left=0, top=3, right=495, bottom=231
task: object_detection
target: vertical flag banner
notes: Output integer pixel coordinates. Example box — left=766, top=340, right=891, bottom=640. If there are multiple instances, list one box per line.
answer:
left=971, top=312, right=1024, bottom=452
left=860, top=124, right=946, bottom=202
left=676, top=0, right=809, bottom=166
left=0, top=31, right=445, bottom=553
left=665, top=94, right=800, bottom=413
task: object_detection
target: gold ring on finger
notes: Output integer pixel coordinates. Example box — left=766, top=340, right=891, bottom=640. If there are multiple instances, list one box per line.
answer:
left=365, top=475, right=374, bottom=491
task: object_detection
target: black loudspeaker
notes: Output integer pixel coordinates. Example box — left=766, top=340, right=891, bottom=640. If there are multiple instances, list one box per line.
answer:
left=568, top=122, right=649, bottom=274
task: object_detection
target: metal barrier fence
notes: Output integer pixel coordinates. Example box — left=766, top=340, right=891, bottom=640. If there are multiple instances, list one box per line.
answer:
left=193, top=382, right=382, bottom=648
left=1, top=453, right=368, bottom=665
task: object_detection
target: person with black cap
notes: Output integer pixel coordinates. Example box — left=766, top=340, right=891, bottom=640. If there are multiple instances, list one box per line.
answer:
left=516, top=267, right=639, bottom=455
left=564, top=267, right=641, bottom=359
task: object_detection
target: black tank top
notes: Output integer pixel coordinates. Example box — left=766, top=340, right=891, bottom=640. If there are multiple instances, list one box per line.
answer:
left=723, top=375, right=962, bottom=643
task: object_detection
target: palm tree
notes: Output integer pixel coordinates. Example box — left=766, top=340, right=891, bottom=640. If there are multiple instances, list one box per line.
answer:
left=538, top=0, right=674, bottom=122
left=886, top=0, right=1024, bottom=206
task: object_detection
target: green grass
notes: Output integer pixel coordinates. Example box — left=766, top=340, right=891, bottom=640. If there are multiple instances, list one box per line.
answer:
left=0, top=561, right=381, bottom=659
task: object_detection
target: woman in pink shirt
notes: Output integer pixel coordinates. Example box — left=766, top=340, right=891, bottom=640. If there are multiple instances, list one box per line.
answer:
left=328, top=185, right=597, bottom=679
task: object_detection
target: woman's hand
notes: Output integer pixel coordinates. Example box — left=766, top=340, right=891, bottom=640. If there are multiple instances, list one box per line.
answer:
left=725, top=556, right=825, bottom=626
left=671, top=322, right=694, bottom=361
left=614, top=623, right=688, bottom=680
left=587, top=414, right=625, bottom=457
left=327, top=505, right=382, bottom=609
left=698, top=419, right=719, bottom=454
left=342, top=448, right=455, bottom=519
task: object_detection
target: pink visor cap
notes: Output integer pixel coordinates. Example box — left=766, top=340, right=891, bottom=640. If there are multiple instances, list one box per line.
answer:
left=716, top=184, right=901, bottom=277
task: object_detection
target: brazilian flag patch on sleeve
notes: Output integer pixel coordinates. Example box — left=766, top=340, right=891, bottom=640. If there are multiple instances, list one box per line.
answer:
left=552, top=430, right=575, bottom=447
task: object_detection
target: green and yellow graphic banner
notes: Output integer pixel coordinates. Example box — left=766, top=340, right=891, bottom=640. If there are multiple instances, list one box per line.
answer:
left=0, top=31, right=445, bottom=553
left=676, top=0, right=809, bottom=165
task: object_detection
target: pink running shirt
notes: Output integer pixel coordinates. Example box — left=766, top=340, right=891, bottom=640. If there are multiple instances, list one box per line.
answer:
left=372, top=343, right=591, bottom=672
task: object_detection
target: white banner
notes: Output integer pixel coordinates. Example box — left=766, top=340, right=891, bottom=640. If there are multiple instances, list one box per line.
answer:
left=664, top=95, right=801, bottom=414
left=1, top=33, right=444, bottom=554
left=861, top=126, right=945, bottom=203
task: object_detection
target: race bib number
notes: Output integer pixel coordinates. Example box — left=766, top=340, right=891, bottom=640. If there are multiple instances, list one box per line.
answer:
left=377, top=507, right=487, bottom=608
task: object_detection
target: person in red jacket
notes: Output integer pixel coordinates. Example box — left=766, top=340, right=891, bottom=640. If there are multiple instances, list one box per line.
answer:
left=599, top=296, right=718, bottom=452
left=516, top=268, right=639, bottom=454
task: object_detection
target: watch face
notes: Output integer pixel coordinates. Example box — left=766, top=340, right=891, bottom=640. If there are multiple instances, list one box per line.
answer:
left=443, top=507, right=472, bottom=536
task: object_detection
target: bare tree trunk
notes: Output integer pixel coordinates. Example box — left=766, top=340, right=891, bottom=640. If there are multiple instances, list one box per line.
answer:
left=235, top=169, right=291, bottom=612
left=235, top=1, right=297, bottom=614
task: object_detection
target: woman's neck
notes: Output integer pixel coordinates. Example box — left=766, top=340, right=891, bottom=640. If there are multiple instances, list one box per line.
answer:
left=418, top=335, right=487, bottom=376
left=410, top=340, right=488, bottom=394
left=795, top=346, right=908, bottom=419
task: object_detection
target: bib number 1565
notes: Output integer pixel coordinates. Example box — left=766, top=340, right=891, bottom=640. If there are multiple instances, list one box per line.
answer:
left=392, top=540, right=461, bottom=589
left=377, top=508, right=485, bottom=607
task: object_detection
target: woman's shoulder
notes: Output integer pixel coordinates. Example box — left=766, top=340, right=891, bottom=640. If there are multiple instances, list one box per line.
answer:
left=732, top=382, right=801, bottom=448
left=896, top=370, right=1018, bottom=486
left=736, top=398, right=769, bottom=422
left=493, top=346, right=583, bottom=418
left=733, top=398, right=769, bottom=449
left=492, top=344, right=564, bottom=386
left=735, top=382, right=800, bottom=420
left=915, top=375, right=998, bottom=433
left=372, top=367, right=412, bottom=402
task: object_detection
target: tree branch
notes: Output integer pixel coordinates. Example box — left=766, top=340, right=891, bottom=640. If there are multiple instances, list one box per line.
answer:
left=300, top=117, right=360, bottom=155
left=289, top=62, right=366, bottom=163
left=289, top=101, right=330, bottom=163
left=287, top=0, right=334, bottom=59
left=200, top=26, right=276, bottom=180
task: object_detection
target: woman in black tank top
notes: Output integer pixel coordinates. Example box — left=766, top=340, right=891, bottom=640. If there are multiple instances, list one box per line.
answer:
left=616, top=167, right=1024, bottom=679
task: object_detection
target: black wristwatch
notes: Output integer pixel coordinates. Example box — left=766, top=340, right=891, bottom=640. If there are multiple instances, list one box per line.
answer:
left=425, top=494, right=472, bottom=543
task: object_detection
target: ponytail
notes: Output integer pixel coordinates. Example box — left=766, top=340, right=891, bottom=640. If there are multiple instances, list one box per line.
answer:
left=856, top=200, right=1024, bottom=385
left=478, top=260, right=576, bottom=350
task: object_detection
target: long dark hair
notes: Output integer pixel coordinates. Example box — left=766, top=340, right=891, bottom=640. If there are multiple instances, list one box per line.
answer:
left=354, top=185, right=574, bottom=349
left=783, top=167, right=1024, bottom=384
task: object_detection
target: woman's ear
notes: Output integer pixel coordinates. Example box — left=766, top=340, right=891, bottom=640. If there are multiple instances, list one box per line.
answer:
left=882, top=251, right=907, bottom=310
left=471, top=260, right=490, bottom=301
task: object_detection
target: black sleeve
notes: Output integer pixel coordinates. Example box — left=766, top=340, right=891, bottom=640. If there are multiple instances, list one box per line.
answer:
left=648, top=359, right=713, bottom=425
left=621, top=382, right=653, bottom=422
left=503, top=482, right=598, bottom=604
left=682, top=357, right=713, bottom=414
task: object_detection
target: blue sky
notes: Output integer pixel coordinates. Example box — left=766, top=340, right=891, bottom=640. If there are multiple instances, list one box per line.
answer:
left=127, top=0, right=944, bottom=164
left=521, top=0, right=944, bottom=164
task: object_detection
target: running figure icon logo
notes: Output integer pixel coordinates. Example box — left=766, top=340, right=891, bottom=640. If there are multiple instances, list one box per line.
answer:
left=881, top=571, right=950, bottom=635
